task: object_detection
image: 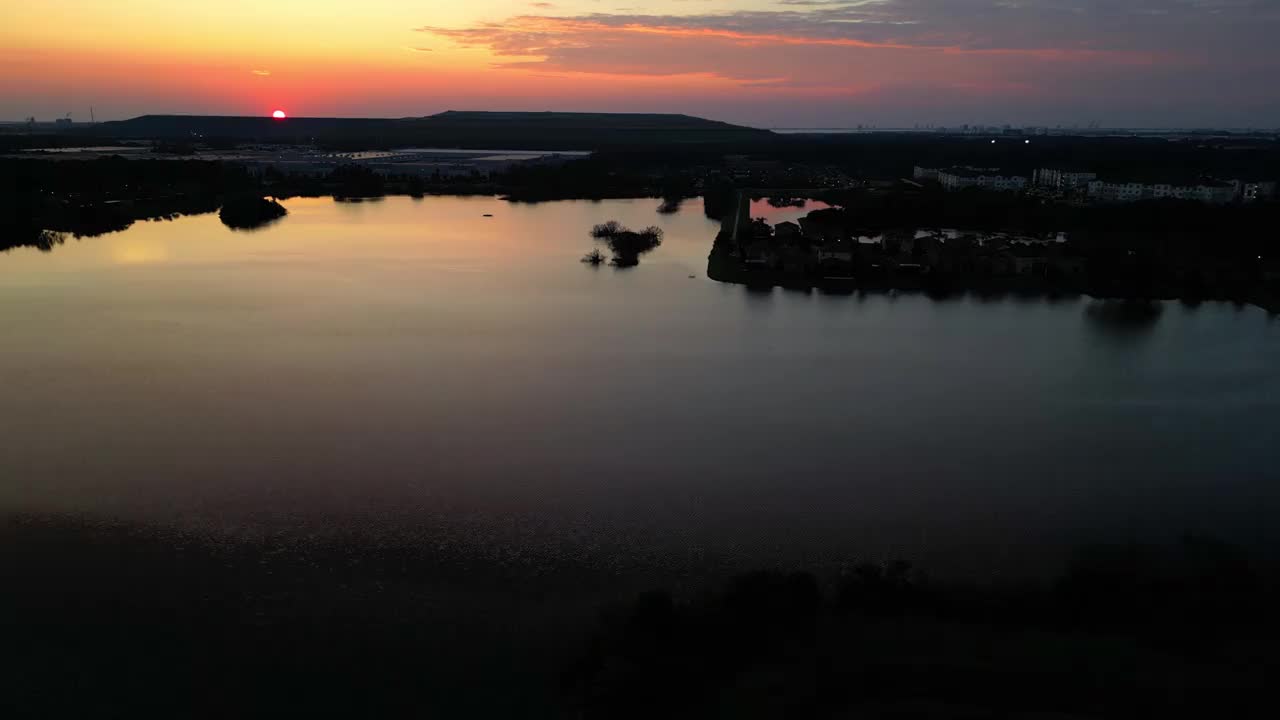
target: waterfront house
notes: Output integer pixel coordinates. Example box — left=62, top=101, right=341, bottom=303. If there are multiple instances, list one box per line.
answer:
left=742, top=239, right=777, bottom=268
left=773, top=221, right=802, bottom=244
left=799, top=214, right=843, bottom=244
left=817, top=239, right=856, bottom=265
left=1011, top=244, right=1050, bottom=276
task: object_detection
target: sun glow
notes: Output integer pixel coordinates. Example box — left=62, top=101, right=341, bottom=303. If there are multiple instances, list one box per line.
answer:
left=272, top=109, right=286, bottom=119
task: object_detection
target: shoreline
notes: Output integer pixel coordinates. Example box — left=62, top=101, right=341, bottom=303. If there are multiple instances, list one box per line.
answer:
left=710, top=189, right=1280, bottom=314
left=706, top=243, right=1280, bottom=313
left=10, top=185, right=1279, bottom=315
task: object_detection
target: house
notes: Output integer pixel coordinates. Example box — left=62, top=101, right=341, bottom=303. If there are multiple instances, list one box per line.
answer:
left=913, top=236, right=944, bottom=267
left=741, top=239, right=777, bottom=268
left=773, top=221, right=801, bottom=243
left=817, top=239, right=856, bottom=264
left=799, top=215, right=843, bottom=244
left=1010, top=244, right=1049, bottom=276
left=1049, top=251, right=1087, bottom=276
left=893, top=234, right=918, bottom=256
left=880, top=230, right=912, bottom=255
left=778, top=247, right=812, bottom=273
left=980, top=250, right=1018, bottom=276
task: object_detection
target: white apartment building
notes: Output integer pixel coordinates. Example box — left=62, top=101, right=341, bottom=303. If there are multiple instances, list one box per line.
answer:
left=912, top=166, right=940, bottom=182
left=1088, top=179, right=1237, bottom=205
left=937, top=168, right=1028, bottom=192
left=1034, top=168, right=1097, bottom=189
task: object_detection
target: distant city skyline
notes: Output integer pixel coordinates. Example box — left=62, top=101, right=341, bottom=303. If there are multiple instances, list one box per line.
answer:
left=4, top=1, right=1278, bottom=128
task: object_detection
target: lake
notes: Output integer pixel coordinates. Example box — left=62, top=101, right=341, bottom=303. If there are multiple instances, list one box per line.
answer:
left=2, top=195, right=1278, bottom=580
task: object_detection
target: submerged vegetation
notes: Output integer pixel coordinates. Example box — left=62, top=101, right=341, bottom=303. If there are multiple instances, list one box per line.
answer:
left=589, top=221, right=665, bottom=267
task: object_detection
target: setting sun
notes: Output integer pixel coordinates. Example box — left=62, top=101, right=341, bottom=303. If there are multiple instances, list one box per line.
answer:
left=272, top=109, right=286, bottom=119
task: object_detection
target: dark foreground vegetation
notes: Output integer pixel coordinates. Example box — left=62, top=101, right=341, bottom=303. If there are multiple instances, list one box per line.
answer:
left=569, top=541, right=1275, bottom=719
left=2, top=515, right=1274, bottom=718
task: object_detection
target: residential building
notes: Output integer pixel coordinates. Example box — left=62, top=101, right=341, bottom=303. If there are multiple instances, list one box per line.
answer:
left=937, top=167, right=1028, bottom=192
left=912, top=166, right=939, bottom=182
left=1240, top=180, right=1278, bottom=203
left=1034, top=168, right=1097, bottom=189
left=799, top=215, right=843, bottom=244
left=816, top=240, right=856, bottom=264
left=773, top=221, right=801, bottom=243
left=1090, top=179, right=1237, bottom=205
left=1088, top=180, right=1148, bottom=203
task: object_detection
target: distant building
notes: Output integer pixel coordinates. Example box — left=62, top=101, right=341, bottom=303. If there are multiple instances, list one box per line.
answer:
left=1088, top=180, right=1148, bottom=203
left=937, top=167, right=1028, bottom=192
left=1088, top=178, right=1237, bottom=205
left=1034, top=168, right=1097, bottom=190
left=1240, top=180, right=1278, bottom=203
left=912, top=166, right=939, bottom=182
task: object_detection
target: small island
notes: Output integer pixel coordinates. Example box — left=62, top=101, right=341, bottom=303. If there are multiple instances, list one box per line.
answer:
left=218, top=195, right=287, bottom=230
left=588, top=221, right=664, bottom=267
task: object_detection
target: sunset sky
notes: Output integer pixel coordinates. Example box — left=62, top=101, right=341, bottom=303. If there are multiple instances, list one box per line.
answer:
left=3, top=1, right=1278, bottom=127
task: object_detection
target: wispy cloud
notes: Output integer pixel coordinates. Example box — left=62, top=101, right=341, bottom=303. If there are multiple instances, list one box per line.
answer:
left=250, top=69, right=271, bottom=76
left=416, top=10, right=1164, bottom=84
left=411, top=1, right=1280, bottom=125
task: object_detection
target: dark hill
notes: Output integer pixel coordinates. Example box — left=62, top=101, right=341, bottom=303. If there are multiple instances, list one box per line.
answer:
left=91, top=111, right=773, bottom=150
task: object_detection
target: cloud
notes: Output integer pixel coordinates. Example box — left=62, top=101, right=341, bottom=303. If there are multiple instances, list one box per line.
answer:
left=415, top=10, right=1163, bottom=84
left=420, top=1, right=1280, bottom=57
left=412, top=1, right=1280, bottom=125
left=250, top=69, right=271, bottom=76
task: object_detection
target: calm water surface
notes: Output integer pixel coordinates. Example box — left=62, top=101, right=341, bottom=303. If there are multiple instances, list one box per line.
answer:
left=2, top=195, right=1278, bottom=577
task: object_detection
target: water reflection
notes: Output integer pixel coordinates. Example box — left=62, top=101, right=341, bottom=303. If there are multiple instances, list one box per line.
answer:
left=1, top=195, right=1277, bottom=583
left=1084, top=299, right=1165, bottom=339
left=110, top=240, right=171, bottom=265
left=748, top=197, right=834, bottom=224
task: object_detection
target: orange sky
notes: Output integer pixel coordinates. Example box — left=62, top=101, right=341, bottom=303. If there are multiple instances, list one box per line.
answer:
left=3, top=1, right=1276, bottom=127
